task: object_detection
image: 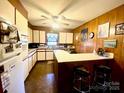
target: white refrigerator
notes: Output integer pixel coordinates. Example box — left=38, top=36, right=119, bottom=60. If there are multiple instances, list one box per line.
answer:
left=3, top=53, right=25, bottom=93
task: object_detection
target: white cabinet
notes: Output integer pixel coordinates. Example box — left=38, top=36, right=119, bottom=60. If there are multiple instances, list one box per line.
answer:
left=32, top=53, right=36, bottom=66
left=59, top=32, right=73, bottom=44
left=37, top=50, right=45, bottom=61
left=23, top=58, right=29, bottom=81
left=16, top=9, right=28, bottom=60
left=33, top=30, right=40, bottom=43
left=16, top=10, right=28, bottom=36
left=46, top=51, right=53, bottom=60
left=40, top=31, right=46, bottom=43
left=59, top=32, right=66, bottom=44
left=34, top=53, right=37, bottom=64
left=28, top=56, right=33, bottom=72
left=0, top=0, right=15, bottom=24
left=66, top=33, right=73, bottom=44
left=28, top=28, right=33, bottom=43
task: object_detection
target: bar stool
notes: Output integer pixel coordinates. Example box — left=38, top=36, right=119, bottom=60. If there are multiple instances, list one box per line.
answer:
left=91, top=65, right=112, bottom=93
left=73, top=66, right=90, bottom=93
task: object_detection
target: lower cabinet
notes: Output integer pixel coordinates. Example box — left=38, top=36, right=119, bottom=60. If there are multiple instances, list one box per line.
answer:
left=33, top=53, right=37, bottom=66
left=37, top=49, right=54, bottom=61
left=28, top=56, right=33, bottom=72
left=23, top=50, right=37, bottom=81
left=46, top=51, right=53, bottom=60
left=37, top=50, right=46, bottom=61
left=23, top=58, right=29, bottom=81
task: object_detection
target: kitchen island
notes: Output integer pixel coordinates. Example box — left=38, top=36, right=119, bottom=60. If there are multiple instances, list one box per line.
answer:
left=53, top=50, right=114, bottom=93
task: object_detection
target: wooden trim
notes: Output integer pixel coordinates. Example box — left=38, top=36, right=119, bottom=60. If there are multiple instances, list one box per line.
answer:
left=14, top=8, right=16, bottom=25
left=8, top=0, right=28, bottom=19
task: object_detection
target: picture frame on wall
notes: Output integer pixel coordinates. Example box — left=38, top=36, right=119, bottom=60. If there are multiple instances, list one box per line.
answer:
left=81, top=28, right=88, bottom=42
left=115, top=23, right=124, bottom=35
left=98, top=22, right=110, bottom=38
left=104, top=39, right=117, bottom=48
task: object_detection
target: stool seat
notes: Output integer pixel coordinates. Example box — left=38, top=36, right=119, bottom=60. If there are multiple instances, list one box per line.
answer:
left=96, top=65, right=111, bottom=74
left=75, top=67, right=90, bottom=77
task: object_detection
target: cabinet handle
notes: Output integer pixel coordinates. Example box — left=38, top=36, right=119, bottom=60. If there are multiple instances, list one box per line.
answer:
left=10, top=65, right=15, bottom=69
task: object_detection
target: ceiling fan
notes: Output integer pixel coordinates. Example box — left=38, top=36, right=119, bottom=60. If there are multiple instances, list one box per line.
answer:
left=22, top=0, right=83, bottom=26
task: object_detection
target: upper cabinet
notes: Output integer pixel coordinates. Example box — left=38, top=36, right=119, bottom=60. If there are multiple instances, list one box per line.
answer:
left=33, top=30, right=40, bottom=43
left=28, top=28, right=33, bottom=43
left=0, top=0, right=15, bottom=24
left=16, top=10, right=28, bottom=36
left=40, top=31, right=46, bottom=43
left=59, top=32, right=73, bottom=44
left=66, top=33, right=73, bottom=44
left=32, top=30, right=46, bottom=43
left=59, top=32, right=67, bottom=44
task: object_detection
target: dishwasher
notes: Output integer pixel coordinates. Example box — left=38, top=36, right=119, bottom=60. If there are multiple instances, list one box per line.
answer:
left=0, top=53, right=25, bottom=93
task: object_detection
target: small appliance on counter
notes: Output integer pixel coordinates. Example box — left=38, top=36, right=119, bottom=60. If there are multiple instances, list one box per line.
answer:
left=28, top=43, right=40, bottom=49
left=97, top=48, right=105, bottom=56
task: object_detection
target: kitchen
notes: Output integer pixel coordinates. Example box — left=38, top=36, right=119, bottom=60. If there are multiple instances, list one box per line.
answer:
left=0, top=0, right=124, bottom=93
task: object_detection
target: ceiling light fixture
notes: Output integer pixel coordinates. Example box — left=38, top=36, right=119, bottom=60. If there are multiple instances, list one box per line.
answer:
left=52, top=22, right=60, bottom=29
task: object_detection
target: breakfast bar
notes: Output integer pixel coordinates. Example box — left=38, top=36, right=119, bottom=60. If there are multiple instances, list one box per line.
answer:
left=53, top=50, right=114, bottom=93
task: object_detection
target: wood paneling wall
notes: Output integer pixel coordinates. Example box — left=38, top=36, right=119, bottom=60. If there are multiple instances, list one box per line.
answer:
left=73, top=4, right=124, bottom=91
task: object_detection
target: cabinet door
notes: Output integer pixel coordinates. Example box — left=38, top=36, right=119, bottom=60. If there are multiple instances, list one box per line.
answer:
left=59, top=32, right=66, bottom=44
left=0, top=0, right=15, bottom=24
left=23, top=58, right=29, bottom=81
left=66, top=33, right=73, bottom=44
left=37, top=52, right=45, bottom=61
left=28, top=56, right=33, bottom=72
left=34, top=53, right=37, bottom=64
left=16, top=10, right=28, bottom=36
left=33, top=30, right=40, bottom=43
left=28, top=27, right=33, bottom=43
left=46, top=52, right=53, bottom=60
left=40, top=31, right=46, bottom=43
left=32, top=53, right=36, bottom=66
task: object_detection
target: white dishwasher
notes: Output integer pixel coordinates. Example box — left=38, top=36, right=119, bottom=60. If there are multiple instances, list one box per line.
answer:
left=1, top=53, right=25, bottom=93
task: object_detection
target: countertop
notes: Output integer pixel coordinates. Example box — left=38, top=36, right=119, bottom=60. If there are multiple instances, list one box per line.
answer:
left=54, top=50, right=114, bottom=63
left=0, top=52, right=21, bottom=66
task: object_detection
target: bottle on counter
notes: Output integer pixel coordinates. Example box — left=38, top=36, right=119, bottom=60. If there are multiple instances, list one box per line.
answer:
left=93, top=49, right=96, bottom=54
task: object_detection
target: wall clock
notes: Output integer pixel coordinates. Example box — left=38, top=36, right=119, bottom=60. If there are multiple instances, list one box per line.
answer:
left=89, top=32, right=94, bottom=39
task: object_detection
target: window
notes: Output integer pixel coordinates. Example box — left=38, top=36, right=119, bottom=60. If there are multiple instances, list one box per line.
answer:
left=47, top=33, right=58, bottom=46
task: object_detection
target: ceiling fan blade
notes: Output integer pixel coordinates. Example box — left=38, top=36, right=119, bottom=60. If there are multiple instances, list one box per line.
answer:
left=62, top=23, right=69, bottom=26
left=65, top=17, right=83, bottom=23
left=58, top=0, right=80, bottom=15
left=23, top=0, right=52, bottom=16
left=30, top=19, right=47, bottom=23
left=41, top=15, right=49, bottom=19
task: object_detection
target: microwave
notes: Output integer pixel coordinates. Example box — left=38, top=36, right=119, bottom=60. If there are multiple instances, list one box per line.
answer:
left=0, top=17, right=20, bottom=44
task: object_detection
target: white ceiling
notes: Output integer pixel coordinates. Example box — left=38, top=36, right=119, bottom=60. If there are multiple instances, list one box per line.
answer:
left=20, top=0, right=124, bottom=29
